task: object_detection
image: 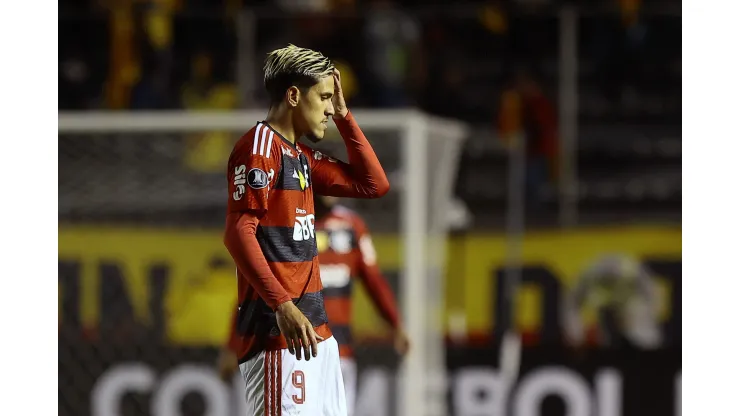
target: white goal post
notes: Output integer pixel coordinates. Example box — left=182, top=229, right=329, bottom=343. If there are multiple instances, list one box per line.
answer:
left=59, top=109, right=469, bottom=416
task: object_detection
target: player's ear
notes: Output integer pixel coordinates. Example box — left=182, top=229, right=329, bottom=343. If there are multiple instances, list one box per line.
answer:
left=286, top=86, right=300, bottom=108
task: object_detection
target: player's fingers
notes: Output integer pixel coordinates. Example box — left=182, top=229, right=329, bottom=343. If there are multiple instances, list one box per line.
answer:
left=294, top=332, right=303, bottom=361
left=300, top=326, right=312, bottom=361
left=310, top=325, right=325, bottom=342
left=307, top=326, right=320, bottom=358
left=286, top=334, right=296, bottom=356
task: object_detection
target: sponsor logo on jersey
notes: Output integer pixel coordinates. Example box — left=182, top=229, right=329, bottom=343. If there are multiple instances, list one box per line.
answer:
left=358, top=235, right=377, bottom=265
left=233, top=165, right=247, bottom=200
left=292, top=166, right=309, bottom=190
left=282, top=146, right=294, bottom=157
left=247, top=168, right=269, bottom=189
left=330, top=230, right=353, bottom=254
left=319, top=264, right=351, bottom=288
left=293, top=214, right=316, bottom=242
left=313, top=150, right=337, bottom=163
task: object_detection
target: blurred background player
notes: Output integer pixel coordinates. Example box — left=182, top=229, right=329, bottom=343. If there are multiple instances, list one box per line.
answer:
left=563, top=253, right=663, bottom=350
left=220, top=194, right=410, bottom=416
left=314, top=194, right=410, bottom=415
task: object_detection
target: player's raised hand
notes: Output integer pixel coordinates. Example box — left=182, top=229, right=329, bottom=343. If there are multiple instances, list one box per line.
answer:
left=276, top=301, right=325, bottom=360
left=332, top=68, right=349, bottom=119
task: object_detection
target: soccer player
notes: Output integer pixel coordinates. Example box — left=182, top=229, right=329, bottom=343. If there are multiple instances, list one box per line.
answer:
left=220, top=195, right=410, bottom=415
left=222, top=44, right=389, bottom=416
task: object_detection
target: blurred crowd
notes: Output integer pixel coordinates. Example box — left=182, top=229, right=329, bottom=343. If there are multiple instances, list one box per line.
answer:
left=59, top=0, right=681, bottom=229
left=59, top=0, right=680, bottom=124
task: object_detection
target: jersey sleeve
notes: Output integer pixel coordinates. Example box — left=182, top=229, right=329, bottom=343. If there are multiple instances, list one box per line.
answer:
left=353, top=216, right=401, bottom=328
left=224, top=211, right=292, bottom=310
left=227, top=125, right=281, bottom=216
left=303, top=111, right=390, bottom=198
left=224, top=126, right=291, bottom=311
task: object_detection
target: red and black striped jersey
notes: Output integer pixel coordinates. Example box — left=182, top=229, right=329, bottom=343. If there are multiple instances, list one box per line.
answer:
left=223, top=112, right=390, bottom=363
left=316, top=205, right=400, bottom=357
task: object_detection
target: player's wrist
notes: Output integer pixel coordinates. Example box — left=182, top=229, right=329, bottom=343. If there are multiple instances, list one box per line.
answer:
left=332, top=109, right=350, bottom=120
left=275, top=298, right=294, bottom=313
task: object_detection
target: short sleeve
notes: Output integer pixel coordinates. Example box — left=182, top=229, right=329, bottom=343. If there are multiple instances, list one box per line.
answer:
left=227, top=125, right=281, bottom=215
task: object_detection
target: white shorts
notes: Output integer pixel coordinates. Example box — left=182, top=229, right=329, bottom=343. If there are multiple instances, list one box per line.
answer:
left=339, top=358, right=357, bottom=416
left=239, top=336, right=347, bottom=416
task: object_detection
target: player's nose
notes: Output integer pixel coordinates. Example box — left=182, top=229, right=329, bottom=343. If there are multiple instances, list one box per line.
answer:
left=326, top=102, right=335, bottom=116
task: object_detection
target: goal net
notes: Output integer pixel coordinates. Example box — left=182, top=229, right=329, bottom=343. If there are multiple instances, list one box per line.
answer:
left=58, top=109, right=468, bottom=416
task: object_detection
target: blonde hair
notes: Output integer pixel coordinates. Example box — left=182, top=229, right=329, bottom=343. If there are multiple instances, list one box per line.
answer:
left=263, top=44, right=334, bottom=103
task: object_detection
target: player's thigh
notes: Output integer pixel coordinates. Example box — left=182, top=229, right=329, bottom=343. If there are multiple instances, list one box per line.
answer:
left=240, top=341, right=347, bottom=416
left=321, top=337, right=348, bottom=416
left=239, top=352, right=270, bottom=416
left=276, top=347, right=326, bottom=415
left=239, top=348, right=323, bottom=416
left=339, top=357, right=357, bottom=416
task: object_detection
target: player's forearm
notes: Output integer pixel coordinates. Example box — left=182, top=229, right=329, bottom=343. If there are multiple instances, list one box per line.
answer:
left=224, top=213, right=292, bottom=310
left=333, top=111, right=390, bottom=197
left=362, top=266, right=401, bottom=328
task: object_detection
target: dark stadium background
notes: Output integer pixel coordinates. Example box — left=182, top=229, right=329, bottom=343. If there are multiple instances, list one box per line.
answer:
left=58, top=1, right=681, bottom=415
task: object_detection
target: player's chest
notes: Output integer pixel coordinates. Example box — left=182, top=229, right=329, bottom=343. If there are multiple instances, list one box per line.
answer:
left=274, top=149, right=312, bottom=194
left=265, top=151, right=315, bottom=219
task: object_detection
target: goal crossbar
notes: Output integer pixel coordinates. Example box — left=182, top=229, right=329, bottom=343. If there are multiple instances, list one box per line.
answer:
left=58, top=110, right=468, bottom=140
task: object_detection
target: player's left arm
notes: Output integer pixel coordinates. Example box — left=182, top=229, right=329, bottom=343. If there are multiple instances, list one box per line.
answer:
left=308, top=70, right=390, bottom=199
left=353, top=217, right=410, bottom=354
